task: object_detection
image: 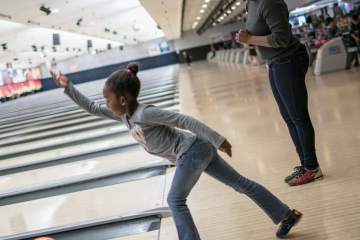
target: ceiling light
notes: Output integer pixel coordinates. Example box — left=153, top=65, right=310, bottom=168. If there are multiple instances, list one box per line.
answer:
left=76, top=18, right=83, bottom=26
left=200, top=9, right=205, bottom=13
left=236, top=1, right=241, bottom=6
left=1, top=43, right=7, bottom=50
left=40, top=5, right=51, bottom=15
left=196, top=16, right=201, bottom=20
left=202, top=4, right=208, bottom=8
left=0, top=13, right=11, bottom=19
left=227, top=10, right=231, bottom=14
left=132, top=21, right=140, bottom=32
left=204, top=0, right=210, bottom=2
left=231, top=6, right=236, bottom=10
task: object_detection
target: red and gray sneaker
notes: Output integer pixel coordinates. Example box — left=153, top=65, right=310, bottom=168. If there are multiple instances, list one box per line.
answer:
left=284, top=166, right=305, bottom=183
left=276, top=209, right=303, bottom=238
left=288, top=167, right=323, bottom=186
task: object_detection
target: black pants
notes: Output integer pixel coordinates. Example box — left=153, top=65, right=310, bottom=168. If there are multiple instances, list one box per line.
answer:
left=268, top=44, right=319, bottom=170
left=346, top=48, right=360, bottom=69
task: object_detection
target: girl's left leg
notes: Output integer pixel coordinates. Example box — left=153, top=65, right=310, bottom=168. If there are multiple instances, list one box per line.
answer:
left=204, top=152, right=302, bottom=237
left=204, top=152, right=290, bottom=224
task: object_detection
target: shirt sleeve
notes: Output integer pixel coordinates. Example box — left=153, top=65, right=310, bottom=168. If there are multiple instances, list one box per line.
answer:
left=260, top=0, right=292, bottom=48
left=142, top=106, right=226, bottom=149
left=64, top=82, right=121, bottom=121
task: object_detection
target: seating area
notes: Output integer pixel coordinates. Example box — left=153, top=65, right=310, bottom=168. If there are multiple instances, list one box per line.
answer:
left=209, top=38, right=359, bottom=76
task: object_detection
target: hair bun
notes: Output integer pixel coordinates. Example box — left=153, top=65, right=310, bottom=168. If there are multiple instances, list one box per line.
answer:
left=127, top=63, right=139, bottom=76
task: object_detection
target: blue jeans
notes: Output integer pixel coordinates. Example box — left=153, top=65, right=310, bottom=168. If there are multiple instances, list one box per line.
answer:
left=268, top=44, right=319, bottom=170
left=167, top=138, right=290, bottom=240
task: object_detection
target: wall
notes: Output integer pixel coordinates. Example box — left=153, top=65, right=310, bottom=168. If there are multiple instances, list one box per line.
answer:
left=173, top=22, right=244, bottom=51
left=285, top=0, right=319, bottom=10
left=40, top=37, right=174, bottom=78
left=40, top=52, right=179, bottom=91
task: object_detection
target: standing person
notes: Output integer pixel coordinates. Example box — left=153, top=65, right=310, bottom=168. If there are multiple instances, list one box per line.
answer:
left=182, top=51, right=192, bottom=68
left=236, top=0, right=323, bottom=186
left=51, top=64, right=302, bottom=239
left=325, top=17, right=341, bottom=39
left=349, top=14, right=360, bottom=67
left=334, top=3, right=344, bottom=19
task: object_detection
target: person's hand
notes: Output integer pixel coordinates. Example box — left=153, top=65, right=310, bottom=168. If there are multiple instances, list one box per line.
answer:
left=235, top=30, right=251, bottom=44
left=50, top=70, right=69, bottom=88
left=219, top=139, right=232, bottom=157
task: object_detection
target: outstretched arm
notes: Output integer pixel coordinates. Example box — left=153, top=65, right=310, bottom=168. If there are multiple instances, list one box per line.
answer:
left=50, top=70, right=120, bottom=121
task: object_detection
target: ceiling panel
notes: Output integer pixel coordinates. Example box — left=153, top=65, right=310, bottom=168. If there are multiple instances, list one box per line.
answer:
left=0, top=0, right=164, bottom=69
left=0, top=0, right=163, bottom=43
left=0, top=20, right=124, bottom=70
left=140, top=0, right=183, bottom=40
left=183, top=0, right=222, bottom=32
left=182, top=0, right=321, bottom=34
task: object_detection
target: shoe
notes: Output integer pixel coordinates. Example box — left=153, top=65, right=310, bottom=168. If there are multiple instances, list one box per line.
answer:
left=284, top=166, right=305, bottom=183
left=288, top=167, right=323, bottom=186
left=276, top=209, right=303, bottom=238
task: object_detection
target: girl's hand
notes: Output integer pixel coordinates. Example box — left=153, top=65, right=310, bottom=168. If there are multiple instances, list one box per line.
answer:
left=235, top=30, right=251, bottom=44
left=50, top=70, right=69, bottom=88
left=219, top=139, right=232, bottom=157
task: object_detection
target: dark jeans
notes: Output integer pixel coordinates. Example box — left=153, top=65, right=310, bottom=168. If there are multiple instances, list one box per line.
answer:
left=268, top=44, right=319, bottom=170
left=167, top=138, right=290, bottom=240
left=346, top=48, right=360, bottom=69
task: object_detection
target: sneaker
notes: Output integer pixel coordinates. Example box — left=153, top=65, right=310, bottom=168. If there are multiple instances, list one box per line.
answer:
left=276, top=209, right=303, bottom=238
left=288, top=167, right=323, bottom=186
left=284, top=166, right=305, bottom=183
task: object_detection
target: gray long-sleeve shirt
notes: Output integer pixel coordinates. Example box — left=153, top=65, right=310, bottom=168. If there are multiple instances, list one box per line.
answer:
left=246, top=0, right=301, bottom=62
left=64, top=82, right=225, bottom=162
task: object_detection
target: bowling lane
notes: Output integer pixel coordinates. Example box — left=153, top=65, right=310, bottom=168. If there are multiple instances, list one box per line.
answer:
left=0, top=134, right=136, bottom=169
left=0, top=145, right=163, bottom=193
left=0, top=114, right=100, bottom=139
left=159, top=218, right=177, bottom=240
left=0, top=169, right=174, bottom=237
left=0, top=124, right=127, bottom=157
left=0, top=119, right=117, bottom=146
left=110, top=231, right=159, bottom=240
